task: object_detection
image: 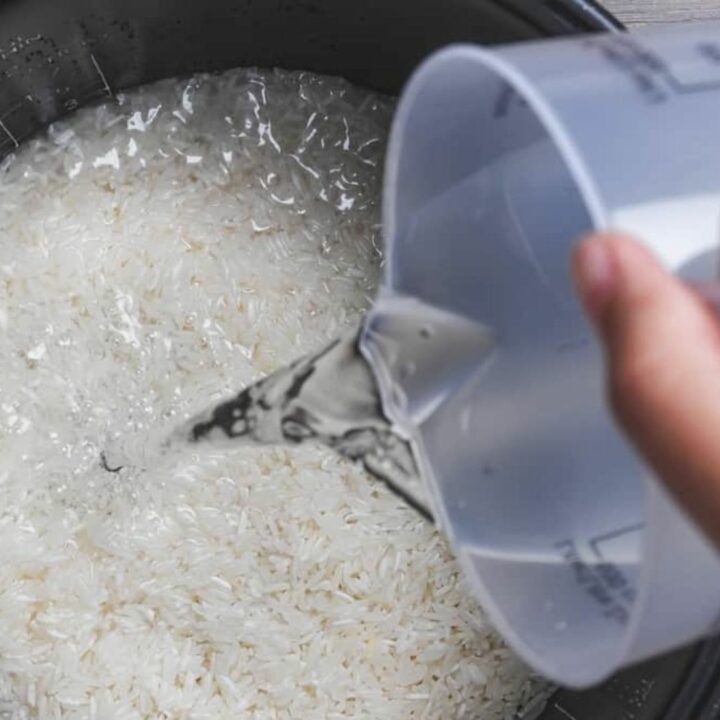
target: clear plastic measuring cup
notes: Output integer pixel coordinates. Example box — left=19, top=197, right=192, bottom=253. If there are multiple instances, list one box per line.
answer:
left=360, top=21, right=720, bottom=687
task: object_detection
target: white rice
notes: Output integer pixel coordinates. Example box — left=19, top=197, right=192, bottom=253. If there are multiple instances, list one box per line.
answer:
left=0, top=67, right=544, bottom=719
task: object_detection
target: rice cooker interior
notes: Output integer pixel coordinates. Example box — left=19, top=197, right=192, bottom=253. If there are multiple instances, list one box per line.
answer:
left=1, top=1, right=718, bottom=719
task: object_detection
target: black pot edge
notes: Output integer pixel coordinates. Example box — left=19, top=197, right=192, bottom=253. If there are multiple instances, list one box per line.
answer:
left=19, top=4, right=720, bottom=720
left=534, top=637, right=720, bottom=719
left=493, top=0, right=624, bottom=35
left=553, top=0, right=625, bottom=31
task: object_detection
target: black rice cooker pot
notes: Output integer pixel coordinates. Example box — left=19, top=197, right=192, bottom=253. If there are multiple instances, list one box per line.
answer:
left=1, top=1, right=718, bottom=718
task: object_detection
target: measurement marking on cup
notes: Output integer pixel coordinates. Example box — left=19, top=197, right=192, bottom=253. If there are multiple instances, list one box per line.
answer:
left=90, top=53, right=115, bottom=100
left=659, top=42, right=720, bottom=95
left=555, top=538, right=633, bottom=625
left=588, top=35, right=720, bottom=104
left=0, top=119, right=18, bottom=148
left=589, top=522, right=644, bottom=559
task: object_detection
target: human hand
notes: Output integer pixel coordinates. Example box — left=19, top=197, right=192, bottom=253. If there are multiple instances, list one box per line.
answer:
left=572, top=232, right=720, bottom=548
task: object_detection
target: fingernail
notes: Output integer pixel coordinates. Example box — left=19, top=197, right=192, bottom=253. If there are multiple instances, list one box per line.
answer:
left=572, top=236, right=616, bottom=318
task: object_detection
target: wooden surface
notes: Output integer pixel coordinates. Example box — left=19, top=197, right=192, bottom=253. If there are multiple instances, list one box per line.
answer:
left=604, top=0, right=720, bottom=25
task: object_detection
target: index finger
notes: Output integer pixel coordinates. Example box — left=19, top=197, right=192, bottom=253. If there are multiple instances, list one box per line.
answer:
left=573, top=232, right=720, bottom=547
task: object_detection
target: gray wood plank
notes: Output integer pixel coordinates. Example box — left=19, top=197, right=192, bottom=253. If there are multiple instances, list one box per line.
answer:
left=604, top=0, right=720, bottom=25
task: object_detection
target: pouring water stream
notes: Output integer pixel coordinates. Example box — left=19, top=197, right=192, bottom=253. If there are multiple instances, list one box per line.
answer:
left=102, top=294, right=496, bottom=523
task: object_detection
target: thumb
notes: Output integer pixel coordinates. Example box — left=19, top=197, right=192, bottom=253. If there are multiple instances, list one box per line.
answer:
left=572, top=232, right=720, bottom=548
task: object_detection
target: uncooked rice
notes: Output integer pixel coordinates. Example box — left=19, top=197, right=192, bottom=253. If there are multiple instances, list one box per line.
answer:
left=0, top=67, right=544, bottom=719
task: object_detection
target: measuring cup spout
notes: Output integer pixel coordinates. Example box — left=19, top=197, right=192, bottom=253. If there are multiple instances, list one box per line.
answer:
left=361, top=293, right=495, bottom=431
